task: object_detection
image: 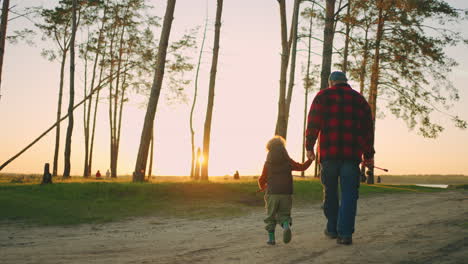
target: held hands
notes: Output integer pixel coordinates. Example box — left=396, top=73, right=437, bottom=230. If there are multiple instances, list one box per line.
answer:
left=306, top=150, right=315, bottom=161
left=362, top=156, right=374, bottom=168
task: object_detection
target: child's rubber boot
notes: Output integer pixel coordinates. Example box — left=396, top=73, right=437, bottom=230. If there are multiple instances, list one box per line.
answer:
left=282, top=220, right=292, bottom=244
left=267, top=232, right=276, bottom=245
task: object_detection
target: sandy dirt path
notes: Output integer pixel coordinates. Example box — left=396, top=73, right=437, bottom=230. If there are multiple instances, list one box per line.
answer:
left=1, top=190, right=467, bottom=264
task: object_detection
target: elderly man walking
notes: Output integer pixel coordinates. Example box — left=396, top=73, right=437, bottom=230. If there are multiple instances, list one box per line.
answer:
left=306, top=71, right=375, bottom=245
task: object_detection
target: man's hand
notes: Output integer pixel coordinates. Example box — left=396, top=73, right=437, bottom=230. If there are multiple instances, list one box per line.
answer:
left=306, top=150, right=315, bottom=161
left=362, top=157, right=374, bottom=168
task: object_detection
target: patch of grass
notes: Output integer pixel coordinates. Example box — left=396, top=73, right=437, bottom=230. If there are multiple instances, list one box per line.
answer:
left=0, top=181, right=262, bottom=225
left=0, top=178, right=444, bottom=226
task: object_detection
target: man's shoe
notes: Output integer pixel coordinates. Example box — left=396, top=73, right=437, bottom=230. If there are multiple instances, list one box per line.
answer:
left=282, top=222, right=292, bottom=244
left=336, top=236, right=352, bottom=245
left=324, top=229, right=338, bottom=239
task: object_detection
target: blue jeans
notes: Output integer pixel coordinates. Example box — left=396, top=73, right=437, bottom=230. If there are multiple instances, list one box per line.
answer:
left=320, top=160, right=360, bottom=238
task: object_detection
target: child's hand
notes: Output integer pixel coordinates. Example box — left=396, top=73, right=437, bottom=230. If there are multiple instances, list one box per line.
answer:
left=306, top=150, right=315, bottom=161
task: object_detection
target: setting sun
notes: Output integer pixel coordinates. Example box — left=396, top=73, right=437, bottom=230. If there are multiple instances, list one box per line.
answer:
left=198, top=153, right=205, bottom=166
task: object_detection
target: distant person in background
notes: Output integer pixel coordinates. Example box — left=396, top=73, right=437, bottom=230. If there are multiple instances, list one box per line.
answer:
left=106, top=169, right=111, bottom=178
left=96, top=170, right=101, bottom=178
left=41, top=163, right=52, bottom=185
left=258, top=136, right=312, bottom=246
left=234, top=170, right=240, bottom=180
left=306, top=71, right=375, bottom=245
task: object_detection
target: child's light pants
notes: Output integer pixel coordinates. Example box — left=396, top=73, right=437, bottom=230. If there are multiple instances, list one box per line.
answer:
left=264, top=194, right=292, bottom=232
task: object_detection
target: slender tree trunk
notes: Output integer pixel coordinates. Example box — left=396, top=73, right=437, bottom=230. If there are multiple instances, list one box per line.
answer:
left=110, top=19, right=127, bottom=178
left=88, top=87, right=101, bottom=176
left=315, top=0, right=336, bottom=178
left=342, top=0, right=351, bottom=73
left=301, top=7, right=314, bottom=177
left=359, top=24, right=370, bottom=94
left=0, top=0, right=9, bottom=101
left=88, top=50, right=107, bottom=177
left=358, top=25, right=370, bottom=182
left=369, top=8, right=385, bottom=118
left=283, top=0, right=301, bottom=139
left=333, top=0, right=343, bottom=34
left=200, top=0, right=223, bottom=181
left=190, top=11, right=208, bottom=179
left=275, top=0, right=290, bottom=138
left=63, top=0, right=78, bottom=178
left=108, top=22, right=117, bottom=178
left=133, top=0, right=177, bottom=182
left=53, top=52, right=67, bottom=176
left=301, top=91, right=308, bottom=177
left=115, top=60, right=129, bottom=179
left=83, top=45, right=90, bottom=177
left=319, top=0, right=336, bottom=90
left=84, top=57, right=102, bottom=176
left=87, top=6, right=108, bottom=177
left=84, top=13, right=107, bottom=177
left=148, top=128, right=154, bottom=180
left=367, top=1, right=385, bottom=184
left=194, top=147, right=201, bottom=180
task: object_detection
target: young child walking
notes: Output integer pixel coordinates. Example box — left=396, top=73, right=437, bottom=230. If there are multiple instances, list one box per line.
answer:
left=258, top=136, right=312, bottom=245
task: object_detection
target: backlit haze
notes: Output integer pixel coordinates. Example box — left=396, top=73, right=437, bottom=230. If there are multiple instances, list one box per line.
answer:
left=1, top=0, right=467, bottom=176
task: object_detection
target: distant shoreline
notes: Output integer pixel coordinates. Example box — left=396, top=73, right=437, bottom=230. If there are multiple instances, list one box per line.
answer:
left=368, top=174, right=468, bottom=185
left=1, top=173, right=468, bottom=185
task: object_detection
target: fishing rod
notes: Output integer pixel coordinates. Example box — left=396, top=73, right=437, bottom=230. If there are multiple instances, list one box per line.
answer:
left=373, top=166, right=389, bottom=172
left=362, top=163, right=389, bottom=172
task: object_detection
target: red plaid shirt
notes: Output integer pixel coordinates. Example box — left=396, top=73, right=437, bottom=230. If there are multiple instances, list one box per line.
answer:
left=306, top=83, right=375, bottom=162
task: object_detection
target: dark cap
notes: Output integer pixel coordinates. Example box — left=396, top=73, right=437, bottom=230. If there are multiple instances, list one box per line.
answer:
left=329, top=71, right=348, bottom=81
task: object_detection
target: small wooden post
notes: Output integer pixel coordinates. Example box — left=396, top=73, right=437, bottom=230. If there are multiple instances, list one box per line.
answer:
left=41, top=163, right=53, bottom=185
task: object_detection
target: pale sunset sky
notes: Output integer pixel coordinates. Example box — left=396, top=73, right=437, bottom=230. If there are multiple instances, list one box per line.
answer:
left=0, top=0, right=467, bottom=176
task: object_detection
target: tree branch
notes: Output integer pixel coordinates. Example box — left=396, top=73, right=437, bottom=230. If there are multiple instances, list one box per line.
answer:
left=334, top=3, right=349, bottom=17
left=8, top=10, right=36, bottom=24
